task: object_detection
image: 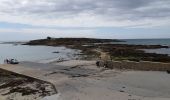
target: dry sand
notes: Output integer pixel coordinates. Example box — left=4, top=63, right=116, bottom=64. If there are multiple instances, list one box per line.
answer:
left=43, top=60, right=170, bottom=100
left=1, top=60, right=170, bottom=100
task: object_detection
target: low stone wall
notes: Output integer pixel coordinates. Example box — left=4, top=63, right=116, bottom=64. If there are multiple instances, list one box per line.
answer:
left=98, top=60, right=170, bottom=71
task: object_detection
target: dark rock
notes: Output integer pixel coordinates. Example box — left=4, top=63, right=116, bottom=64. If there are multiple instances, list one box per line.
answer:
left=167, top=70, right=170, bottom=74
left=52, top=51, right=60, bottom=53
left=96, top=61, right=100, bottom=67
left=119, top=90, right=124, bottom=92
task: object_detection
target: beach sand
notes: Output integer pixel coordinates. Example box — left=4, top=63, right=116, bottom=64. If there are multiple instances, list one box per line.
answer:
left=0, top=60, right=170, bottom=100
left=45, top=60, right=170, bottom=100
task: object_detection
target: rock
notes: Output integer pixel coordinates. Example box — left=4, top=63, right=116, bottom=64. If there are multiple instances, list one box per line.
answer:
left=52, top=51, right=60, bottom=53
left=96, top=61, right=100, bottom=67
left=166, top=70, right=170, bottom=74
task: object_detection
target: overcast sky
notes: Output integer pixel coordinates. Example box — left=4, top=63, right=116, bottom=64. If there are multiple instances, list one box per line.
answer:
left=0, top=0, right=170, bottom=41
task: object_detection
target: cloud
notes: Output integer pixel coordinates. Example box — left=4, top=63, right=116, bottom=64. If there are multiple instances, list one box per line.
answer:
left=0, top=27, right=97, bottom=38
left=0, top=0, right=170, bottom=28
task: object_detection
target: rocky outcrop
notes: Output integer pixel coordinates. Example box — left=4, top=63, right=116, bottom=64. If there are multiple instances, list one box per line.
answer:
left=24, top=38, right=170, bottom=63
left=97, top=60, right=170, bottom=71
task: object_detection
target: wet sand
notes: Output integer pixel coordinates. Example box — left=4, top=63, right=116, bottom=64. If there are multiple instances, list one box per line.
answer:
left=0, top=60, right=170, bottom=100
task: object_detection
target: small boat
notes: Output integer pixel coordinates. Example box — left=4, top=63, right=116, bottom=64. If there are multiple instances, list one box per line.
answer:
left=9, top=59, right=19, bottom=64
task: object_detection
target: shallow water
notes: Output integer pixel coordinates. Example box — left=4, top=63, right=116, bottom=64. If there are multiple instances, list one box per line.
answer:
left=0, top=43, right=80, bottom=64
left=143, top=48, right=170, bottom=55
left=119, top=39, right=170, bottom=55
left=121, top=38, right=170, bottom=46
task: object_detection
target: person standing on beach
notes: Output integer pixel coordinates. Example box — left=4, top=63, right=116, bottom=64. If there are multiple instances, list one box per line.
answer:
left=7, top=59, right=9, bottom=64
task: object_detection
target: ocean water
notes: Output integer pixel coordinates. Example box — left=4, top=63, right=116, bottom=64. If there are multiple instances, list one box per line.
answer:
left=1, top=39, right=170, bottom=64
left=121, top=39, right=170, bottom=55
left=0, top=43, right=80, bottom=64
left=121, top=38, right=170, bottom=46
left=142, top=48, right=170, bottom=55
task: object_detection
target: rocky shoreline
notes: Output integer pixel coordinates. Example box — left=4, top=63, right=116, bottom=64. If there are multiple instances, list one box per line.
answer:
left=25, top=38, right=170, bottom=63
left=0, top=68, right=57, bottom=100
left=97, top=60, right=170, bottom=71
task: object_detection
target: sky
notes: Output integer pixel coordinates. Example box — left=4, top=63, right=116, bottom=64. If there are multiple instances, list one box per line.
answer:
left=0, top=0, right=170, bottom=41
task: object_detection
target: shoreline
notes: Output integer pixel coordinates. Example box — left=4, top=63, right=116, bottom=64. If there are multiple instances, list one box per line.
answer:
left=25, top=38, right=170, bottom=63
left=1, top=60, right=170, bottom=100
left=1, top=38, right=170, bottom=100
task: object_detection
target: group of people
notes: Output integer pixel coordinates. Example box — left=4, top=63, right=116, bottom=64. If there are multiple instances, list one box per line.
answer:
left=4, top=59, right=12, bottom=64
left=4, top=59, right=19, bottom=64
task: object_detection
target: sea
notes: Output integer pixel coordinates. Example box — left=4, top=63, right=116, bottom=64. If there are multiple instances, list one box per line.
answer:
left=0, top=38, right=170, bottom=64
left=118, top=38, right=170, bottom=55
left=121, top=38, right=170, bottom=46
left=0, top=43, right=80, bottom=64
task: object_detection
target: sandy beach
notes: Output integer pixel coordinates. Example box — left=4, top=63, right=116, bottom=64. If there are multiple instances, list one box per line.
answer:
left=0, top=0, right=170, bottom=99
left=47, top=60, right=170, bottom=100
left=0, top=60, right=170, bottom=100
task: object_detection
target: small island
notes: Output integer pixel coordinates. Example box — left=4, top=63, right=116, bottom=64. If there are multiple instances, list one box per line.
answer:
left=25, top=37, right=170, bottom=63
